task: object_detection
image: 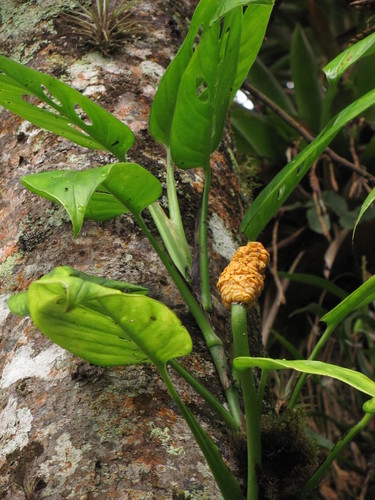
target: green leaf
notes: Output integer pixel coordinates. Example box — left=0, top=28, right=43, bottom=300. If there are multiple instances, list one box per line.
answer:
left=233, top=357, right=375, bottom=398
left=321, top=275, right=375, bottom=332
left=230, top=4, right=274, bottom=102
left=0, top=55, right=134, bottom=159
left=45, top=266, right=148, bottom=294
left=102, top=163, right=162, bottom=215
left=170, top=8, right=243, bottom=169
left=230, top=104, right=286, bottom=159
left=149, top=0, right=273, bottom=159
left=363, top=398, right=375, bottom=414
left=7, top=292, right=29, bottom=317
left=240, top=88, right=375, bottom=240
left=28, top=274, right=192, bottom=368
left=21, top=165, right=114, bottom=236
left=84, top=187, right=129, bottom=221
left=21, top=163, right=162, bottom=236
left=353, top=187, right=375, bottom=240
left=247, top=57, right=296, bottom=114
left=291, top=24, right=322, bottom=132
left=277, top=272, right=348, bottom=300
left=323, top=32, right=375, bottom=85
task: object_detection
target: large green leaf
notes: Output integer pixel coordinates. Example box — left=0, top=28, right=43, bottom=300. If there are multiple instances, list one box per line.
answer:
left=8, top=266, right=148, bottom=318
left=149, top=0, right=273, bottom=154
left=240, top=88, right=375, bottom=240
left=27, top=274, right=192, bottom=368
left=291, top=24, right=322, bottom=132
left=102, top=163, right=162, bottom=214
left=323, top=32, right=375, bottom=84
left=21, top=163, right=162, bottom=236
left=233, top=357, right=375, bottom=398
left=0, top=55, right=134, bottom=159
left=22, top=165, right=114, bottom=236
left=170, top=8, right=242, bottom=168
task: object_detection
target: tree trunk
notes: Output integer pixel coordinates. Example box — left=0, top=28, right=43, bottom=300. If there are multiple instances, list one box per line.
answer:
left=0, top=1, right=247, bottom=498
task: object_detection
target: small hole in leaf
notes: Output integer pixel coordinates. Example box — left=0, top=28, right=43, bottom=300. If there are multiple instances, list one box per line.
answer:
left=40, top=84, right=61, bottom=108
left=196, top=77, right=209, bottom=102
left=296, top=164, right=304, bottom=177
left=74, top=104, right=93, bottom=126
left=277, top=185, right=285, bottom=200
left=192, top=25, right=203, bottom=52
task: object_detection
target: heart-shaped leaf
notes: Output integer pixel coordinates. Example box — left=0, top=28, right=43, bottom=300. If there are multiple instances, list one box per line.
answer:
left=21, top=163, right=162, bottom=236
left=22, top=165, right=114, bottom=236
left=233, top=357, right=375, bottom=398
left=240, top=88, right=375, bottom=240
left=28, top=274, right=192, bottom=367
left=0, top=55, right=134, bottom=159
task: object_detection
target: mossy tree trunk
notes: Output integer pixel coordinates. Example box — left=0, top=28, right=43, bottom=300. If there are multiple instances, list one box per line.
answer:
left=0, top=1, right=251, bottom=498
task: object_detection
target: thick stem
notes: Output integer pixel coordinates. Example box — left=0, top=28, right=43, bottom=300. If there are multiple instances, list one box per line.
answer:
left=231, top=303, right=261, bottom=500
left=198, top=166, right=212, bottom=312
left=132, top=212, right=240, bottom=417
left=159, top=365, right=245, bottom=500
left=304, top=412, right=374, bottom=494
left=169, top=359, right=241, bottom=433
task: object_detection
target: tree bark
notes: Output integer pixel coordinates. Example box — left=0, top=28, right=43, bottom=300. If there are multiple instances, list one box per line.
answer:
left=0, top=1, right=246, bottom=498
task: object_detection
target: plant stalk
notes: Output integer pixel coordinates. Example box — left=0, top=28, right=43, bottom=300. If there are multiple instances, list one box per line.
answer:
left=159, top=365, right=245, bottom=500
left=231, top=303, right=261, bottom=500
left=288, top=325, right=334, bottom=409
left=304, top=412, right=374, bottom=494
left=132, top=212, right=240, bottom=418
left=169, top=359, right=241, bottom=433
left=198, top=166, right=212, bottom=312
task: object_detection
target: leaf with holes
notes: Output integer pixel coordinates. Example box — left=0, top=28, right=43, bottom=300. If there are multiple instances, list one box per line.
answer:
left=324, top=32, right=375, bottom=84
left=21, top=163, right=161, bottom=236
left=0, top=55, right=134, bottom=159
left=149, top=0, right=273, bottom=152
left=27, top=274, right=192, bottom=368
left=240, top=88, right=375, bottom=240
left=233, top=357, right=375, bottom=399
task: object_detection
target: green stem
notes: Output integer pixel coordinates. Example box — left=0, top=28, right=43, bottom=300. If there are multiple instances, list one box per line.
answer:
left=169, top=359, right=241, bottom=433
left=304, top=412, right=374, bottom=494
left=288, top=325, right=334, bottom=409
left=159, top=365, right=245, bottom=500
left=132, top=211, right=240, bottom=417
left=198, top=166, right=212, bottom=312
left=166, top=147, right=185, bottom=235
left=231, top=303, right=261, bottom=500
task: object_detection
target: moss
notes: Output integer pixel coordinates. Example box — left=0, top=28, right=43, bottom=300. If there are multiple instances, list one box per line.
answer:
left=259, top=409, right=319, bottom=499
left=0, top=0, right=78, bottom=61
left=0, top=253, right=22, bottom=279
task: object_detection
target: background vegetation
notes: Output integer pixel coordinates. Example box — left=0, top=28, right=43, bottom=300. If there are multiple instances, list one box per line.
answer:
left=232, top=0, right=375, bottom=497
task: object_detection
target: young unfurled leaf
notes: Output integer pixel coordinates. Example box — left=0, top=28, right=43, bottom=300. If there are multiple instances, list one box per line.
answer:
left=240, top=88, right=375, bottom=240
left=0, top=55, right=134, bottom=159
left=26, top=273, right=192, bottom=368
left=233, top=357, right=375, bottom=399
left=21, top=163, right=162, bottom=236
